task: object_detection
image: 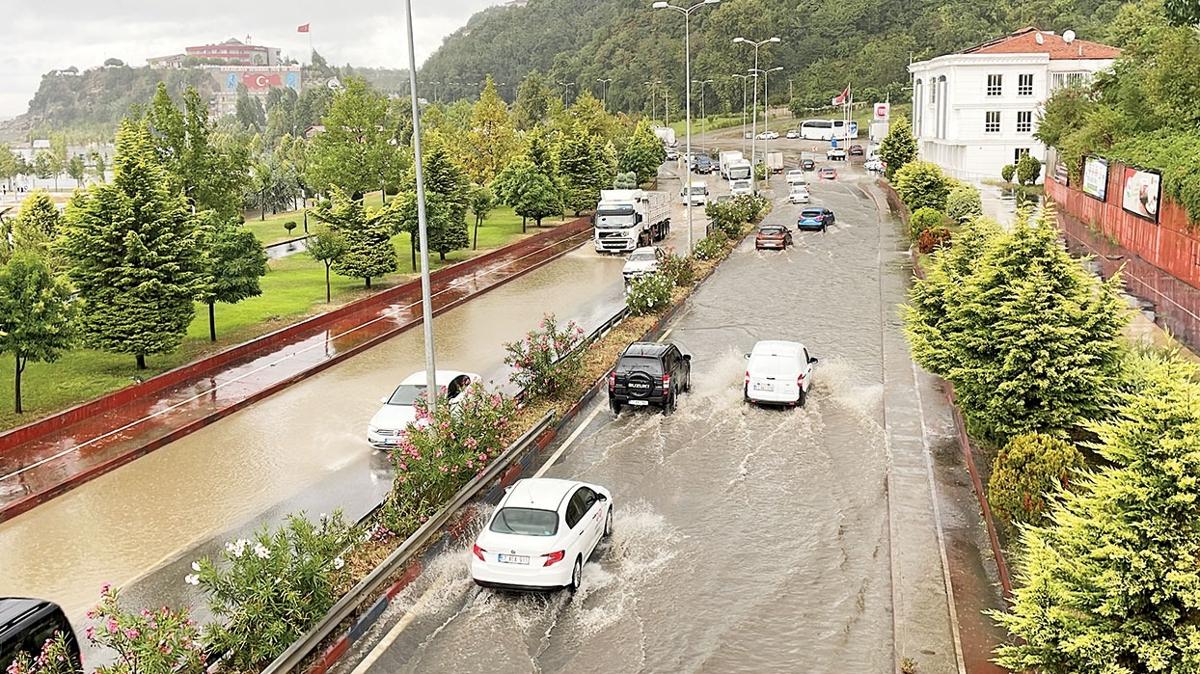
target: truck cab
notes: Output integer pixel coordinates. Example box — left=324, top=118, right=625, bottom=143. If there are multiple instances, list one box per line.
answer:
left=593, top=190, right=671, bottom=253
left=730, top=179, right=754, bottom=197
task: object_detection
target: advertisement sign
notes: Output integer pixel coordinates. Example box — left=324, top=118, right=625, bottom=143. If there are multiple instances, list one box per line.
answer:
left=221, top=69, right=301, bottom=92
left=873, top=102, right=890, bottom=121
left=1122, top=166, right=1161, bottom=222
left=1082, top=156, right=1108, bottom=201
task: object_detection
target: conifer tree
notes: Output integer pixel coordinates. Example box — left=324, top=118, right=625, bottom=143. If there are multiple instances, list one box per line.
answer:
left=311, top=186, right=396, bottom=288
left=195, top=214, right=268, bottom=341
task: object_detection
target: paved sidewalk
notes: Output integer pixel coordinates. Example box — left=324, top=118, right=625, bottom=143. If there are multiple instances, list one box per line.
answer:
left=0, top=225, right=591, bottom=521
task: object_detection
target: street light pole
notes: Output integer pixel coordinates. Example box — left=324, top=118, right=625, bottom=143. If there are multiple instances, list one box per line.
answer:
left=644, top=80, right=661, bottom=121
left=653, top=0, right=719, bottom=255
left=732, top=74, right=750, bottom=155
left=692, top=78, right=714, bottom=137
left=404, top=0, right=438, bottom=413
left=596, top=78, right=613, bottom=109
left=734, top=36, right=779, bottom=195
left=751, top=66, right=783, bottom=185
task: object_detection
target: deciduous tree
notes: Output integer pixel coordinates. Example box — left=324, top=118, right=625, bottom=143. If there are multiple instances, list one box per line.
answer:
left=305, top=78, right=401, bottom=199
left=618, top=119, right=665, bottom=185
left=464, top=77, right=520, bottom=185
left=307, top=225, right=348, bottom=302
left=195, top=214, right=268, bottom=341
left=468, top=185, right=496, bottom=250
left=0, top=252, right=75, bottom=413
left=311, top=186, right=396, bottom=287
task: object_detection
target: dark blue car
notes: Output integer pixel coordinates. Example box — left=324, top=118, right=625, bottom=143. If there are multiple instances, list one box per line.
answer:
left=797, top=207, right=835, bottom=232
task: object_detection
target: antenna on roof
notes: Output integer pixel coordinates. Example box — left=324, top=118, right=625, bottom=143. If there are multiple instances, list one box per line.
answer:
left=1063, top=30, right=1076, bottom=43
left=1034, top=32, right=1045, bottom=45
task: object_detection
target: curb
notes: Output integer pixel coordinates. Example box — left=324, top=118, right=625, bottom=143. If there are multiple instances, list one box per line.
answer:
left=0, top=229, right=592, bottom=523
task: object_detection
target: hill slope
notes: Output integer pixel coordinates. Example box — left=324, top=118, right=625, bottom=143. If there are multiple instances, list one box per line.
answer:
left=420, top=0, right=1129, bottom=113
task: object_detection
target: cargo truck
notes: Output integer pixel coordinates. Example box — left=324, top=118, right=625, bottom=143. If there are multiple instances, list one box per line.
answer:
left=718, top=150, right=744, bottom=179
left=593, top=189, right=671, bottom=253
left=766, top=151, right=785, bottom=174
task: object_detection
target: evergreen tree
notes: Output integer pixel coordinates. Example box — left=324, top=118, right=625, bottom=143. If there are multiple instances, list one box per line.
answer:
left=558, top=124, right=609, bottom=215
left=10, top=191, right=63, bottom=256
left=464, top=76, right=520, bottom=185
left=513, top=172, right=561, bottom=228
left=307, top=225, right=348, bottom=302
left=393, top=147, right=471, bottom=263
left=90, top=152, right=107, bottom=183
left=195, top=214, right=268, bottom=341
left=311, top=186, right=396, bottom=287
left=305, top=78, right=401, bottom=199
left=619, top=119, right=666, bottom=184
left=60, top=119, right=200, bottom=369
left=0, top=252, right=76, bottom=413
left=512, top=71, right=553, bottom=130
left=993, top=354, right=1200, bottom=672
left=879, top=115, right=917, bottom=181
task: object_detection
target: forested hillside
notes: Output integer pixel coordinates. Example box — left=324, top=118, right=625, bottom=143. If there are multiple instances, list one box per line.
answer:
left=420, top=0, right=1129, bottom=113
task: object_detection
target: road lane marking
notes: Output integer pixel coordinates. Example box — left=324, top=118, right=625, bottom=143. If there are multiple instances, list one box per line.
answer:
left=657, top=328, right=673, bottom=342
left=534, top=406, right=603, bottom=478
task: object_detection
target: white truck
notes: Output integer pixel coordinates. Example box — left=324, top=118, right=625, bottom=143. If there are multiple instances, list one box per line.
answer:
left=766, top=151, right=785, bottom=174
left=727, top=159, right=752, bottom=182
left=593, top=189, right=671, bottom=253
left=718, top=150, right=744, bottom=180
left=680, top=181, right=708, bottom=206
left=653, top=126, right=677, bottom=147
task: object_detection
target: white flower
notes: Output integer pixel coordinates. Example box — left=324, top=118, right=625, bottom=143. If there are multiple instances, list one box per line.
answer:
left=191, top=561, right=200, bottom=572
left=333, top=557, right=345, bottom=570
left=254, top=543, right=270, bottom=559
left=184, top=574, right=200, bottom=586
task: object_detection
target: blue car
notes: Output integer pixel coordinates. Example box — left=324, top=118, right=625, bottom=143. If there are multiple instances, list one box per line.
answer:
left=797, top=207, right=835, bottom=232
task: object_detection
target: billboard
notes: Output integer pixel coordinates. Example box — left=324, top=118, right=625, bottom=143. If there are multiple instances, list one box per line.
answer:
left=1082, top=156, right=1108, bottom=201
left=218, top=68, right=302, bottom=92
left=1122, top=166, right=1161, bottom=222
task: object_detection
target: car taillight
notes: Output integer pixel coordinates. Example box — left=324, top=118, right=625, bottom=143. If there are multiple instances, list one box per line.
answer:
left=744, top=370, right=750, bottom=384
left=797, top=373, right=805, bottom=386
left=472, top=544, right=486, bottom=561
left=662, top=373, right=671, bottom=394
left=542, top=550, right=565, bottom=566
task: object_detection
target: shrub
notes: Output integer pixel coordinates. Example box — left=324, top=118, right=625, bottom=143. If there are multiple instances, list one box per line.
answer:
left=917, top=226, right=952, bottom=254
left=659, top=250, right=695, bottom=287
left=612, top=171, right=637, bottom=189
left=989, top=433, right=1085, bottom=531
left=284, top=221, right=297, bottom=235
left=193, top=512, right=356, bottom=670
left=908, top=207, right=945, bottom=240
left=894, top=160, right=951, bottom=212
left=754, top=163, right=767, bottom=181
left=1001, top=164, right=1016, bottom=183
left=83, top=585, right=206, bottom=674
left=693, top=230, right=728, bottom=261
left=5, top=631, right=79, bottom=674
left=626, top=271, right=674, bottom=316
left=945, top=183, right=983, bottom=222
left=1016, top=154, right=1042, bottom=185
left=704, top=194, right=766, bottom=238
left=503, top=314, right=586, bottom=399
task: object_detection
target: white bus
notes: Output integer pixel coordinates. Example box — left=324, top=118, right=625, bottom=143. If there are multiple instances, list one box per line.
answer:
left=799, top=119, right=859, bottom=141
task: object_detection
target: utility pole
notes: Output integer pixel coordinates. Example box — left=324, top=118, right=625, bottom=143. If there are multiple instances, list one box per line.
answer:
left=596, top=77, right=613, bottom=109
left=734, top=36, right=780, bottom=194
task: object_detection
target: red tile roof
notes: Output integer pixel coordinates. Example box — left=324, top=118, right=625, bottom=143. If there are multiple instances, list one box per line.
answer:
left=961, top=27, right=1121, bottom=60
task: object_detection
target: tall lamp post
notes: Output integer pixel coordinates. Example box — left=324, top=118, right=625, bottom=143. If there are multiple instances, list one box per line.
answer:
left=750, top=66, right=783, bottom=184
left=731, top=73, right=751, bottom=154
left=557, top=81, right=576, bottom=105
left=733, top=35, right=779, bottom=194
left=404, top=0, right=438, bottom=412
left=653, top=0, right=720, bottom=255
left=596, top=77, right=613, bottom=109
left=692, top=78, right=714, bottom=137
left=644, top=80, right=662, bottom=120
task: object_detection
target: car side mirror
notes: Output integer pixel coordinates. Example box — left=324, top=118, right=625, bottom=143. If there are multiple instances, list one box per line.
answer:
left=597, top=493, right=608, bottom=501
left=683, top=354, right=692, bottom=361
left=379, top=396, right=388, bottom=404
left=744, top=353, right=751, bottom=359
left=809, top=356, right=819, bottom=364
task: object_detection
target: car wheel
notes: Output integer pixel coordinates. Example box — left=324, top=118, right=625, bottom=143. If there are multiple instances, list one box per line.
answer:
left=610, top=399, right=622, bottom=416
left=683, top=367, right=692, bottom=393
left=568, top=557, right=583, bottom=593
left=797, top=389, right=807, bottom=408
left=604, top=508, right=613, bottom=537
left=663, top=388, right=676, bottom=415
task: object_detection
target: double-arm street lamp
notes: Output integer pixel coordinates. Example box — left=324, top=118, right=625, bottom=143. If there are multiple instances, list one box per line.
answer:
left=731, top=73, right=751, bottom=154
left=653, top=0, right=720, bottom=254
left=749, top=66, right=783, bottom=184
left=644, top=80, right=662, bottom=120
left=733, top=36, right=780, bottom=194
left=557, top=81, right=576, bottom=104
left=596, top=78, right=613, bottom=109
left=692, top=78, right=714, bottom=137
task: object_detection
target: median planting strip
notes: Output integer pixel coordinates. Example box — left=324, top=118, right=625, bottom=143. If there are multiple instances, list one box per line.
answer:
left=0, top=218, right=593, bottom=522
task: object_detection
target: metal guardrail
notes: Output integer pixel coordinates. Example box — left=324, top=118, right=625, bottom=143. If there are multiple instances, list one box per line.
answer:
left=262, top=411, right=556, bottom=674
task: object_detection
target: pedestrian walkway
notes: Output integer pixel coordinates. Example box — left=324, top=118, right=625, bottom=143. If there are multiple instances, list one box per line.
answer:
left=0, top=222, right=592, bottom=521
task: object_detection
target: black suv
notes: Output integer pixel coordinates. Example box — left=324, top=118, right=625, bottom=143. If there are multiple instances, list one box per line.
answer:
left=608, top=342, right=691, bottom=415
left=1, top=598, right=81, bottom=672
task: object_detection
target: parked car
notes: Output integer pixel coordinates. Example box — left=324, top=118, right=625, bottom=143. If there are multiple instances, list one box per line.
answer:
left=755, top=225, right=793, bottom=250
left=818, top=167, right=838, bottom=180
left=848, top=144, right=865, bottom=156
left=785, top=129, right=800, bottom=139
left=785, top=169, right=807, bottom=186
left=756, top=131, right=779, bottom=140
left=471, top=478, right=613, bottom=592
left=623, top=246, right=667, bottom=283
left=665, top=148, right=679, bottom=161
left=787, top=184, right=811, bottom=205
left=0, top=599, right=82, bottom=673
left=825, top=148, right=846, bottom=161
left=864, top=158, right=884, bottom=173
left=693, top=155, right=714, bottom=174
left=744, top=340, right=818, bottom=407
left=368, top=370, right=480, bottom=447
left=797, top=207, right=835, bottom=232
left=609, top=341, right=691, bottom=415
left=801, top=158, right=816, bottom=171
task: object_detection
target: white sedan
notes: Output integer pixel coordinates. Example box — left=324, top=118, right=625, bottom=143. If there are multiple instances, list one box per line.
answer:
left=472, top=478, right=613, bottom=592
left=785, top=129, right=800, bottom=139
left=787, top=186, right=811, bottom=205
left=744, top=340, right=818, bottom=407
left=785, top=169, right=807, bottom=186
left=622, top=246, right=666, bottom=283
left=756, top=131, right=779, bottom=140
left=367, top=370, right=479, bottom=447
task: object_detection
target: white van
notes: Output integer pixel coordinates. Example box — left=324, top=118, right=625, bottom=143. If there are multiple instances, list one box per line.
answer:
left=743, top=340, right=817, bottom=407
left=680, top=182, right=709, bottom=206
left=730, top=179, right=753, bottom=197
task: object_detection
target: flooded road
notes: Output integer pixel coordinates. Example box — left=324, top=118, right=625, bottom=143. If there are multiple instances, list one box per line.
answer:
left=343, top=169, right=963, bottom=673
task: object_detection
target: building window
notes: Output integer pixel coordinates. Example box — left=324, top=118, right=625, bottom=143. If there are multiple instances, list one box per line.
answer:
left=930, top=80, right=937, bottom=105
left=986, top=74, right=1002, bottom=96
left=1051, top=72, right=1088, bottom=91
left=985, top=111, right=1001, bottom=133
left=1017, top=111, right=1033, bottom=133
left=1014, top=148, right=1030, bottom=163
left=1018, top=74, right=1034, bottom=96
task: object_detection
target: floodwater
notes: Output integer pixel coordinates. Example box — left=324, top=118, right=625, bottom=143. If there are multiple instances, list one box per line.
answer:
left=0, top=246, right=627, bottom=623
left=347, top=173, right=936, bottom=673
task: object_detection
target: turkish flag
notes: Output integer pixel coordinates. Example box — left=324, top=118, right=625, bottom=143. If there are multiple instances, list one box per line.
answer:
left=297, top=23, right=310, bottom=33
left=831, top=85, right=849, bottom=107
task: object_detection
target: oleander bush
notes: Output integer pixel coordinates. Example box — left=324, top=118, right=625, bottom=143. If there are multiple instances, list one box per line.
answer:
left=504, top=314, right=586, bottom=399
left=625, top=271, right=674, bottom=316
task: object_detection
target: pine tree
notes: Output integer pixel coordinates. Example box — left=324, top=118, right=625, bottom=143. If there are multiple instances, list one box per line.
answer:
left=993, top=353, right=1200, bottom=672
left=60, top=119, right=200, bottom=369
left=879, top=115, right=917, bottom=180
left=195, top=214, right=268, bottom=341
left=312, top=187, right=396, bottom=288
left=0, top=252, right=76, bottom=413
left=465, top=76, right=519, bottom=185
left=392, top=146, right=471, bottom=263
left=10, top=191, right=63, bottom=256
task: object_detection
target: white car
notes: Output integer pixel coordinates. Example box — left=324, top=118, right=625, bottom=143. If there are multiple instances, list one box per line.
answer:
left=730, top=179, right=754, bottom=196
left=472, top=478, right=613, bottom=592
left=367, top=370, right=479, bottom=447
left=785, top=169, right=807, bottom=186
left=744, top=340, right=817, bottom=407
left=665, top=148, right=679, bottom=161
left=623, top=246, right=666, bottom=282
left=785, top=129, right=799, bottom=139
left=787, top=185, right=811, bottom=205
left=680, top=183, right=709, bottom=206
left=864, top=158, right=884, bottom=172
left=756, top=131, right=779, bottom=140
left=825, top=148, right=846, bottom=161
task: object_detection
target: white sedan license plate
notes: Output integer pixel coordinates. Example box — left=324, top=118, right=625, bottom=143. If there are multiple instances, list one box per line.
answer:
left=498, top=554, right=529, bottom=565
left=753, top=382, right=774, bottom=392
left=628, top=399, right=650, bottom=406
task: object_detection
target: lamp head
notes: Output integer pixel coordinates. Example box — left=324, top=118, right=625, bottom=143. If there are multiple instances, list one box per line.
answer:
left=769, top=37, right=781, bottom=43
left=733, top=37, right=745, bottom=44
left=652, top=1, right=669, bottom=8
left=703, top=0, right=720, bottom=4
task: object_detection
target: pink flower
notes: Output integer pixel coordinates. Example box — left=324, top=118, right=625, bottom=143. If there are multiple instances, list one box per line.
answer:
left=106, top=619, right=118, bottom=634
left=84, top=626, right=94, bottom=640
left=478, top=453, right=487, bottom=462
left=466, top=459, right=474, bottom=469
left=100, top=583, right=111, bottom=595
left=465, top=437, right=478, bottom=449
left=124, top=628, right=139, bottom=640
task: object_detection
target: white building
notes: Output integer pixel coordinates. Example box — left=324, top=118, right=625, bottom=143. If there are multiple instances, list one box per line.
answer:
left=907, top=27, right=1119, bottom=182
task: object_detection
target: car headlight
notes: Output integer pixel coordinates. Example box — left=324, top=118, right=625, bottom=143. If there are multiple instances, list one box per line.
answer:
left=368, top=425, right=380, bottom=435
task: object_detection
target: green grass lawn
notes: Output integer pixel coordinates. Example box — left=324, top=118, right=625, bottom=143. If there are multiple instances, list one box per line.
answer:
left=243, top=192, right=389, bottom=245
left=667, top=114, right=746, bottom=138
left=0, top=205, right=566, bottom=430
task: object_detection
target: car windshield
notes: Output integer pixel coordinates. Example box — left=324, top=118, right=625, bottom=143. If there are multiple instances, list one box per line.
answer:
left=629, top=250, right=656, bottom=262
left=620, top=355, right=664, bottom=372
left=387, top=384, right=426, bottom=405
left=760, top=227, right=786, bottom=235
left=800, top=209, right=822, bottom=218
left=490, top=507, right=559, bottom=536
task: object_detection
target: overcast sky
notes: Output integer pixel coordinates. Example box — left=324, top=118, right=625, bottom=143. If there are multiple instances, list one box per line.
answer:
left=0, top=0, right=499, bottom=119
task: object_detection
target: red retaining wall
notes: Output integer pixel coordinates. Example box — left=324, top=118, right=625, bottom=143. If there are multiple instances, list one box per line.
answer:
left=1047, top=166, right=1200, bottom=290
left=0, top=218, right=591, bottom=451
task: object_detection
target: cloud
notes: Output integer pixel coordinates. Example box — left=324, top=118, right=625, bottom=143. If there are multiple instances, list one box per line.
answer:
left=0, top=0, right=497, bottom=118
